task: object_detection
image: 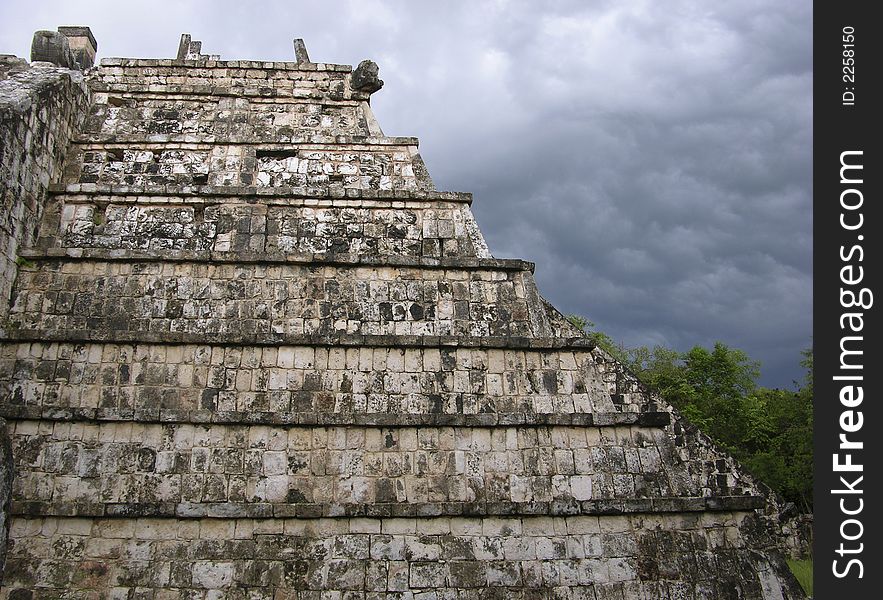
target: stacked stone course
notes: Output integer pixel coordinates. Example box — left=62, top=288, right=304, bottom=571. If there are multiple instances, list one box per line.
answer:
left=0, top=31, right=804, bottom=598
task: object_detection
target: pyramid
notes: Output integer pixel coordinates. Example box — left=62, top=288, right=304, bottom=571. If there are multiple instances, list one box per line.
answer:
left=0, top=30, right=805, bottom=599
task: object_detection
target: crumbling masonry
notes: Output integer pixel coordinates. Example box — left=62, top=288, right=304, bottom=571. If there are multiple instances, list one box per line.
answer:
left=0, top=29, right=805, bottom=598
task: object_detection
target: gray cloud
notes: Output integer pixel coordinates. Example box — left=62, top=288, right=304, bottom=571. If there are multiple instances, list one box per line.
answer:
left=1, top=0, right=812, bottom=387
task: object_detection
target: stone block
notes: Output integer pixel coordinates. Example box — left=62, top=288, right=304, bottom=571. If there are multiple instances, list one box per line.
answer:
left=571, top=476, right=593, bottom=501
left=409, top=561, right=447, bottom=589
left=191, top=561, right=234, bottom=589
left=57, top=26, right=97, bottom=69
left=31, top=31, right=77, bottom=69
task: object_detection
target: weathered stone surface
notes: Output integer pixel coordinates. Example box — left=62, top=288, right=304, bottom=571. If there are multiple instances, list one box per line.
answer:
left=1, top=513, right=802, bottom=596
left=0, top=418, right=12, bottom=576
left=95, top=61, right=360, bottom=100
left=0, top=59, right=90, bottom=320
left=30, top=31, right=78, bottom=70
left=0, top=342, right=639, bottom=421
left=175, top=33, right=220, bottom=62
left=9, top=261, right=555, bottom=339
left=6, top=420, right=698, bottom=509
left=56, top=27, right=98, bottom=70
left=293, top=39, right=311, bottom=64
left=0, top=31, right=805, bottom=598
left=84, top=96, right=370, bottom=139
left=0, top=55, right=29, bottom=79
left=62, top=142, right=433, bottom=191
left=352, top=59, right=384, bottom=94
left=45, top=198, right=485, bottom=259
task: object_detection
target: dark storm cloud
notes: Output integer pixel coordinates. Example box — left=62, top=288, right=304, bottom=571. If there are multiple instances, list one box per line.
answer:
left=0, top=0, right=812, bottom=386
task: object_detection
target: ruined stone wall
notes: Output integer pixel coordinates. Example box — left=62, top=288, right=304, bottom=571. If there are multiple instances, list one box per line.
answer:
left=4, top=512, right=790, bottom=597
left=76, top=60, right=433, bottom=194
left=781, top=514, right=812, bottom=560
left=0, top=342, right=651, bottom=423
left=0, top=59, right=90, bottom=319
left=7, top=419, right=709, bottom=512
left=84, top=96, right=370, bottom=139
left=64, top=142, right=432, bottom=191
left=8, top=261, right=556, bottom=339
left=0, top=35, right=805, bottom=599
left=95, top=59, right=361, bottom=101
left=0, top=418, right=12, bottom=579
left=42, top=193, right=480, bottom=258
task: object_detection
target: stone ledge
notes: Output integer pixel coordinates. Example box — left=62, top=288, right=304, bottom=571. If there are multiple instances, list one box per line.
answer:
left=90, top=93, right=365, bottom=106
left=11, top=496, right=765, bottom=519
left=48, top=184, right=472, bottom=203
left=49, top=193, right=471, bottom=208
left=0, top=406, right=666, bottom=428
left=93, top=82, right=372, bottom=101
left=19, top=249, right=532, bottom=272
left=99, top=58, right=353, bottom=72
left=73, top=134, right=420, bottom=146
left=0, top=329, right=594, bottom=350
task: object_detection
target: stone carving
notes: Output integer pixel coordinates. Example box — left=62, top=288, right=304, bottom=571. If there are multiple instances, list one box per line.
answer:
left=176, top=33, right=220, bottom=61
left=0, top=29, right=806, bottom=598
left=352, top=59, right=384, bottom=94
left=294, top=38, right=311, bottom=64
left=30, top=30, right=78, bottom=69
left=27, top=27, right=97, bottom=71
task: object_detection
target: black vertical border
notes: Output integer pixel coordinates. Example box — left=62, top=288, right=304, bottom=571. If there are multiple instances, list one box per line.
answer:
left=814, top=1, right=881, bottom=597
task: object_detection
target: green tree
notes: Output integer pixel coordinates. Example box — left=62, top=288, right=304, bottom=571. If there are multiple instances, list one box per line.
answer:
left=739, top=351, right=813, bottom=510
left=679, top=343, right=760, bottom=451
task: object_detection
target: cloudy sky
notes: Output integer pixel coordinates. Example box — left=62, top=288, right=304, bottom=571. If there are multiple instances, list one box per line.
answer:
left=1, top=0, right=812, bottom=388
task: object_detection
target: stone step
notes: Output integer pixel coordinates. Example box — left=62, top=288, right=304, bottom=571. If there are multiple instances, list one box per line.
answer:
left=81, top=94, right=375, bottom=141
left=0, top=406, right=666, bottom=428
left=3, top=418, right=728, bottom=512
left=63, top=139, right=433, bottom=191
left=94, top=81, right=372, bottom=101
left=4, top=510, right=778, bottom=594
left=19, top=251, right=528, bottom=272
left=48, top=184, right=472, bottom=203
left=94, top=58, right=368, bottom=102
left=73, top=134, right=421, bottom=146
left=11, top=496, right=765, bottom=520
left=35, top=194, right=486, bottom=260
left=7, top=259, right=556, bottom=340
left=0, top=330, right=592, bottom=348
left=0, top=340, right=643, bottom=424
left=99, top=57, right=354, bottom=72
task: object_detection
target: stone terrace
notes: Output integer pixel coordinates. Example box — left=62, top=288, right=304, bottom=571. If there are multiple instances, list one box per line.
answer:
left=0, top=30, right=804, bottom=598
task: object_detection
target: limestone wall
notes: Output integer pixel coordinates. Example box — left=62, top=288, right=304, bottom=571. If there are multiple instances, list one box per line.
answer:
left=0, top=342, right=644, bottom=422
left=3, top=512, right=796, bottom=597
left=96, top=60, right=364, bottom=101
left=83, top=96, right=371, bottom=140
left=0, top=418, right=12, bottom=578
left=7, top=420, right=697, bottom=512
left=33, top=189, right=483, bottom=255
left=64, top=142, right=432, bottom=192
left=8, top=261, right=554, bottom=339
left=0, top=60, right=90, bottom=318
left=42, top=195, right=481, bottom=258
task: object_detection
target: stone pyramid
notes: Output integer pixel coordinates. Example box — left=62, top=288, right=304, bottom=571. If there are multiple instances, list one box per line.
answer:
left=0, top=30, right=805, bottom=599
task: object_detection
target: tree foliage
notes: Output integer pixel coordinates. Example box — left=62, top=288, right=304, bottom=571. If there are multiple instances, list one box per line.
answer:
left=566, top=315, right=813, bottom=510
